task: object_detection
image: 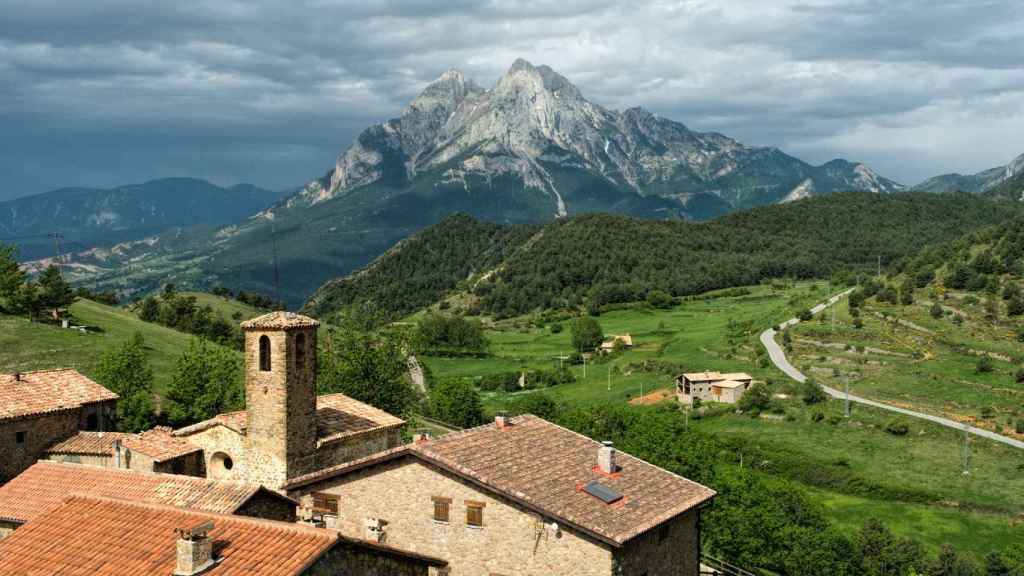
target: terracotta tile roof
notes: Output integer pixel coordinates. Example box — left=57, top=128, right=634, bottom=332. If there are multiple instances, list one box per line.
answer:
left=240, top=311, right=320, bottom=330
left=45, top=431, right=129, bottom=456
left=0, top=496, right=337, bottom=576
left=285, top=416, right=716, bottom=547
left=0, top=368, right=118, bottom=421
left=45, top=427, right=201, bottom=462
left=712, top=380, right=746, bottom=389
left=680, top=371, right=752, bottom=382
left=173, top=393, right=405, bottom=442
left=0, top=461, right=291, bottom=525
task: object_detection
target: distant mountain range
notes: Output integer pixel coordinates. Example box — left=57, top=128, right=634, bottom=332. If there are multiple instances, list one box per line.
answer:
left=911, top=152, right=1024, bottom=194
left=2, top=178, right=285, bottom=261
left=49, top=60, right=913, bottom=305
left=286, top=58, right=903, bottom=221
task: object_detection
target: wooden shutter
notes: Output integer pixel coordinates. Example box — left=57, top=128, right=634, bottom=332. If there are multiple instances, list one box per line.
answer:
left=312, top=492, right=339, bottom=515
left=432, top=497, right=451, bottom=522
left=466, top=501, right=485, bottom=527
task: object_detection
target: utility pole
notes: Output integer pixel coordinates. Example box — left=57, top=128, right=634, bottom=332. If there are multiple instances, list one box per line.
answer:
left=962, top=423, right=971, bottom=475
left=582, top=354, right=587, bottom=379
left=48, top=233, right=65, bottom=278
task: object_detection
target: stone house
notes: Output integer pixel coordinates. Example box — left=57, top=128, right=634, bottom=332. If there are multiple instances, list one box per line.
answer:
left=0, top=460, right=297, bottom=539
left=676, top=371, right=754, bottom=406
left=171, top=312, right=405, bottom=492
left=285, top=414, right=716, bottom=576
left=0, top=495, right=447, bottom=575
left=599, top=333, right=633, bottom=353
left=45, top=426, right=205, bottom=475
left=0, top=368, right=118, bottom=483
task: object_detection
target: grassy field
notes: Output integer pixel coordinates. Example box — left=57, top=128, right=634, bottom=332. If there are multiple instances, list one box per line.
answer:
left=422, top=283, right=830, bottom=408
left=786, top=285, right=1024, bottom=436
left=418, top=283, right=1024, bottom=558
left=0, top=298, right=242, bottom=394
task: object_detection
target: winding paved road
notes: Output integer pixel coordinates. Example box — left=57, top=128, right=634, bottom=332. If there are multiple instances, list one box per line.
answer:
left=759, top=289, right=1024, bottom=450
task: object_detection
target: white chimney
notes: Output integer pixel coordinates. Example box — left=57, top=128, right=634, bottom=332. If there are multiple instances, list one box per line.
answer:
left=174, top=521, right=216, bottom=576
left=598, top=441, right=617, bottom=474
left=413, top=430, right=431, bottom=443
left=113, top=439, right=122, bottom=468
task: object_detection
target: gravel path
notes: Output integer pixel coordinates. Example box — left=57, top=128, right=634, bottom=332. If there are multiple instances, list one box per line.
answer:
left=759, top=289, right=1024, bottom=450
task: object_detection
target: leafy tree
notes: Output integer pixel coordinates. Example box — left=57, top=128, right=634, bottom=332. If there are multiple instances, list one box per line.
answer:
left=415, top=313, right=487, bottom=354
left=428, top=379, right=485, bottom=428
left=506, top=392, right=563, bottom=421
left=10, top=281, right=41, bottom=319
left=784, top=527, right=857, bottom=576
left=138, top=296, right=160, bottom=322
left=0, top=243, right=25, bottom=309
left=848, top=290, right=866, bottom=309
left=1003, top=282, right=1021, bottom=301
left=95, top=332, right=155, bottom=432
left=37, top=265, right=74, bottom=319
left=931, top=544, right=982, bottom=576
left=899, top=277, right=915, bottom=305
left=853, top=317, right=864, bottom=329
left=801, top=379, right=828, bottom=405
left=646, top=289, right=673, bottom=309
left=976, top=356, right=994, bottom=374
left=570, top=316, right=604, bottom=352
left=318, top=326, right=417, bottom=418
left=164, top=338, right=244, bottom=426
left=798, top=309, right=813, bottom=321
left=737, top=383, right=771, bottom=414
left=930, top=302, right=944, bottom=319
left=854, top=518, right=926, bottom=576
left=1007, top=295, right=1024, bottom=317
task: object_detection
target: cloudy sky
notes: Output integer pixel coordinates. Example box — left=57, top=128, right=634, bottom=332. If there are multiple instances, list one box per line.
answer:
left=2, top=0, right=1023, bottom=200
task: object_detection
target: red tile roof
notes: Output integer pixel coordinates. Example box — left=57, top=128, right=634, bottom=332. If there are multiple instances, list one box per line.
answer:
left=173, top=393, right=404, bottom=444
left=0, top=461, right=291, bottom=525
left=240, top=311, right=320, bottom=330
left=285, top=415, right=716, bottom=547
left=45, top=427, right=201, bottom=462
left=0, top=368, right=118, bottom=421
left=45, top=431, right=129, bottom=456
left=0, top=496, right=337, bottom=576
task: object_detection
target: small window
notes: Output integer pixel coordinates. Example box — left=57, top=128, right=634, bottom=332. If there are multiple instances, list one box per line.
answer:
left=466, top=501, right=485, bottom=527
left=432, top=497, right=451, bottom=523
left=15, top=431, right=26, bottom=445
left=295, top=332, right=306, bottom=372
left=259, top=335, right=271, bottom=372
left=313, top=492, right=339, bottom=515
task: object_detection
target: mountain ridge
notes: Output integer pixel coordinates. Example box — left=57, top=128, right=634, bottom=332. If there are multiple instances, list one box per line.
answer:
left=912, top=152, right=1024, bottom=193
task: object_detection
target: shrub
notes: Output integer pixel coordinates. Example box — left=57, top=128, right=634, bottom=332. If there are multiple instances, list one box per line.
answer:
left=811, top=411, right=825, bottom=423
left=930, top=302, right=943, bottom=319
left=801, top=379, right=828, bottom=405
left=1016, top=368, right=1024, bottom=384
left=1016, top=419, right=1024, bottom=435
left=550, top=322, right=563, bottom=334
left=853, top=317, right=863, bottom=329
left=976, top=356, right=994, bottom=374
left=827, top=415, right=842, bottom=425
left=798, top=309, right=813, bottom=322
left=980, top=406, right=995, bottom=420
left=885, top=421, right=909, bottom=436
left=737, top=383, right=771, bottom=415
left=646, top=289, right=674, bottom=309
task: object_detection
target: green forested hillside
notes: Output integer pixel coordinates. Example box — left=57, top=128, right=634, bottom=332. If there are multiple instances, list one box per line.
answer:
left=307, top=192, right=1022, bottom=319
left=304, top=214, right=540, bottom=320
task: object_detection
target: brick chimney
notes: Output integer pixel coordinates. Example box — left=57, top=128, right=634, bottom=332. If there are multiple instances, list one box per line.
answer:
left=174, top=521, right=216, bottom=576
left=598, top=441, right=617, bottom=474
left=495, top=412, right=510, bottom=429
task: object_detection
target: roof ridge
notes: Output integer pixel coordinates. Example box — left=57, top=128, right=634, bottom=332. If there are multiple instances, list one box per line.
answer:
left=60, top=494, right=339, bottom=538
left=3, top=367, right=77, bottom=376
left=30, top=460, right=264, bottom=491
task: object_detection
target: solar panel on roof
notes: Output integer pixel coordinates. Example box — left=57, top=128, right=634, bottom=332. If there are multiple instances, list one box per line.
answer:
left=584, top=480, right=623, bottom=504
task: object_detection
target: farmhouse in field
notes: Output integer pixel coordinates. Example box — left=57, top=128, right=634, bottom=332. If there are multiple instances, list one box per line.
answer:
left=0, top=368, right=118, bottom=483
left=284, top=414, right=716, bottom=576
left=599, top=333, right=633, bottom=353
left=676, top=371, right=754, bottom=406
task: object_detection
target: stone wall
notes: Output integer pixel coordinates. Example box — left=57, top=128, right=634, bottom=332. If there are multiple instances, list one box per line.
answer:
left=77, top=401, right=117, bottom=432
left=290, top=457, right=616, bottom=576
left=153, top=451, right=206, bottom=477
left=179, top=425, right=247, bottom=482
left=235, top=491, right=297, bottom=523
left=304, top=540, right=437, bottom=576
left=0, top=410, right=79, bottom=483
left=611, top=509, right=700, bottom=576
left=316, top=429, right=403, bottom=470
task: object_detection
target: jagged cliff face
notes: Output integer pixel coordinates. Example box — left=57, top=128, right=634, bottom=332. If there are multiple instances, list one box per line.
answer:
left=912, top=152, right=1024, bottom=193
left=288, top=59, right=901, bottom=220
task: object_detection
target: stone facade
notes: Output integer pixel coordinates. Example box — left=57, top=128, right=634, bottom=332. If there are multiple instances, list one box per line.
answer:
left=0, top=521, right=17, bottom=540
left=242, top=324, right=319, bottom=488
left=1, top=411, right=79, bottom=484
left=290, top=456, right=700, bottom=576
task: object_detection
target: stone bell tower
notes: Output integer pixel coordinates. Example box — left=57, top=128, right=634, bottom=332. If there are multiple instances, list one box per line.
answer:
left=239, top=311, right=319, bottom=488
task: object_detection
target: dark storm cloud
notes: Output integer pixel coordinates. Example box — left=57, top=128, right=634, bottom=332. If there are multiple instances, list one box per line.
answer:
left=1, top=0, right=1023, bottom=199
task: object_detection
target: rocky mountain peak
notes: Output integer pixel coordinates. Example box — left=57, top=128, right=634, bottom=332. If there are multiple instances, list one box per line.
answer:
left=495, top=58, right=581, bottom=100
left=1006, top=152, right=1024, bottom=179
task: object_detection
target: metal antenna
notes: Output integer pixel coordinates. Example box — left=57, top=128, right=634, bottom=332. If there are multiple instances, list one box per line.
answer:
left=48, top=232, right=65, bottom=278
left=270, top=224, right=281, bottom=305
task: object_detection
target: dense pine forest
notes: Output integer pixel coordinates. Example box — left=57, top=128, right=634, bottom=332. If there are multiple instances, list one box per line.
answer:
left=306, top=192, right=1023, bottom=320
